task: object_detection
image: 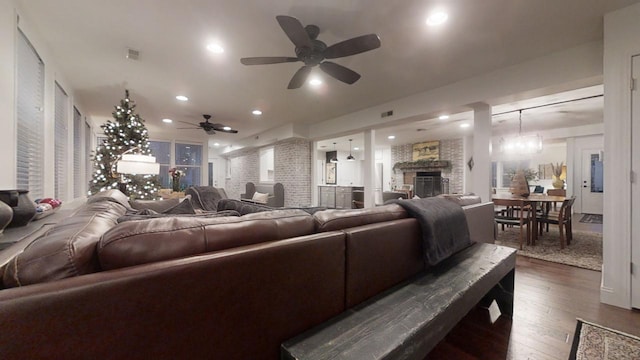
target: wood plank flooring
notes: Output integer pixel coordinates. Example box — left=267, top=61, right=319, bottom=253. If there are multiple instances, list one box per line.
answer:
left=426, top=255, right=640, bottom=359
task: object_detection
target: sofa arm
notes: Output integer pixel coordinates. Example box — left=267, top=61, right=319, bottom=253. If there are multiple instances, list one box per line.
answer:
left=462, top=202, right=496, bottom=244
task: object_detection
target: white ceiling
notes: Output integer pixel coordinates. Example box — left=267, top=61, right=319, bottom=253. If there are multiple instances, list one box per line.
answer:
left=16, top=0, right=635, bottom=151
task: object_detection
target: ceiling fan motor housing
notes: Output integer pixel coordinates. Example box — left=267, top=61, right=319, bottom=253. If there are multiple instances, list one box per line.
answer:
left=296, top=39, right=326, bottom=66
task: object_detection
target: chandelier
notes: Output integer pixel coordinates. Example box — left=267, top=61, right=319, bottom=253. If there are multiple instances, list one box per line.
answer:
left=499, top=110, right=543, bottom=154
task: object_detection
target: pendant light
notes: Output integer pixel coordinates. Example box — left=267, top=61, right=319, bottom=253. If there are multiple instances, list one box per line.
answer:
left=499, top=109, right=543, bottom=154
left=329, top=142, right=338, bottom=163
left=346, top=139, right=355, bottom=161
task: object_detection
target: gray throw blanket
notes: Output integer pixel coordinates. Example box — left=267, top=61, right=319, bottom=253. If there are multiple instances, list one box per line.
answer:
left=185, top=186, right=226, bottom=211
left=387, top=197, right=471, bottom=266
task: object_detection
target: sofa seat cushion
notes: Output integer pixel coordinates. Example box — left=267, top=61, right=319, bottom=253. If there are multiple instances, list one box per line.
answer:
left=313, top=204, right=408, bottom=232
left=98, top=209, right=315, bottom=270
left=2, top=200, right=128, bottom=287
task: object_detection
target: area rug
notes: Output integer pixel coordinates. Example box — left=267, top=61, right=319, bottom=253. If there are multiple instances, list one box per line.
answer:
left=580, top=214, right=603, bottom=224
left=495, top=226, right=602, bottom=271
left=569, top=318, right=640, bottom=359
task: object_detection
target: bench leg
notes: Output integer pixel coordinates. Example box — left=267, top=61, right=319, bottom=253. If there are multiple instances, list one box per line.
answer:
left=479, top=269, right=515, bottom=318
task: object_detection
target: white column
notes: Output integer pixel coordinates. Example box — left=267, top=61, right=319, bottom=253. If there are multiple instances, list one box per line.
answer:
left=471, top=103, right=492, bottom=202
left=363, top=129, right=376, bottom=208
left=311, top=141, right=319, bottom=206
left=463, top=135, right=474, bottom=194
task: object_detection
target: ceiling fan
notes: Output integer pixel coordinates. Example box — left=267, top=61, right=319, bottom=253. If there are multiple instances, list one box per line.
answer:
left=177, top=114, right=238, bottom=135
left=240, top=15, right=381, bottom=89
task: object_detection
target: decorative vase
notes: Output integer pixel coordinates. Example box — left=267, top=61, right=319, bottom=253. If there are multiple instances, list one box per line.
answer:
left=0, top=200, right=13, bottom=234
left=0, top=189, right=37, bottom=228
left=552, top=176, right=564, bottom=189
left=509, top=171, right=530, bottom=197
left=172, top=176, right=181, bottom=192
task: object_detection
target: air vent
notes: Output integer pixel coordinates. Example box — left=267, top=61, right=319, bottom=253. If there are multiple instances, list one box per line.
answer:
left=126, top=48, right=140, bottom=60
left=381, top=110, right=394, bottom=118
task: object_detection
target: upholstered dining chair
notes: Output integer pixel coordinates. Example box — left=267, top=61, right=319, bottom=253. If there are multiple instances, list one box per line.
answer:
left=537, top=196, right=576, bottom=249
left=494, top=199, right=533, bottom=250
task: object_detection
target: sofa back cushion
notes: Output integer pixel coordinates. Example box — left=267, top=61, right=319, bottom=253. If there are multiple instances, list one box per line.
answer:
left=313, top=204, right=408, bottom=232
left=2, top=200, right=127, bottom=287
left=344, top=218, right=423, bottom=308
left=98, top=209, right=315, bottom=270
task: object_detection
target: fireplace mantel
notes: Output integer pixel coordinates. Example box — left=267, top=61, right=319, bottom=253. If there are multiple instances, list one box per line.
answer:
left=393, top=160, right=450, bottom=171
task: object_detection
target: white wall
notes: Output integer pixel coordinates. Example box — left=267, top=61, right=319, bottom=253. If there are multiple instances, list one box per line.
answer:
left=602, top=3, right=640, bottom=309
left=0, top=0, right=89, bottom=201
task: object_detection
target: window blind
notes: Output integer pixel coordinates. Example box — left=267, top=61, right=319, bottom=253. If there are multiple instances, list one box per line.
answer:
left=73, top=106, right=82, bottom=198
left=54, top=82, right=69, bottom=200
left=16, top=29, right=45, bottom=199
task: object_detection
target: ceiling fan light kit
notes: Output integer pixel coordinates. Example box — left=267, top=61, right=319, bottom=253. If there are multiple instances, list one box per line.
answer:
left=240, top=15, right=381, bottom=89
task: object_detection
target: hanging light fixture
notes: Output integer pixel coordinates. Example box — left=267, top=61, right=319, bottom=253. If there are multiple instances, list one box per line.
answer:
left=330, top=142, right=338, bottom=163
left=499, top=110, right=543, bottom=154
left=346, top=139, right=355, bottom=161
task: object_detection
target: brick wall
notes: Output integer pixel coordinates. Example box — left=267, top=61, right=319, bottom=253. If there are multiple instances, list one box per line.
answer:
left=224, top=138, right=311, bottom=206
left=390, top=138, right=464, bottom=194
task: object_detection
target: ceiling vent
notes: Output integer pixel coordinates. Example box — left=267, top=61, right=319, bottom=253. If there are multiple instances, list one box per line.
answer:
left=126, top=48, right=140, bottom=60
left=381, top=110, right=393, bottom=118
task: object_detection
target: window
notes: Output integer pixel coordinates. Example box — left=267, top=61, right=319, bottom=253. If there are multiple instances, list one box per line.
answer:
left=54, top=82, right=69, bottom=200
left=175, top=143, right=202, bottom=188
left=148, top=140, right=171, bottom=188
left=259, top=146, right=275, bottom=183
left=501, top=160, right=530, bottom=187
left=16, top=29, right=45, bottom=199
left=73, top=107, right=83, bottom=198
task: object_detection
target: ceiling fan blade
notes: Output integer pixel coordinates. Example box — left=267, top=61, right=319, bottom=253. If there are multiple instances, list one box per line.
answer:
left=175, top=120, right=198, bottom=126
left=240, top=57, right=299, bottom=65
left=288, top=65, right=313, bottom=89
left=276, top=15, right=312, bottom=49
left=205, top=129, right=217, bottom=135
left=323, top=34, right=381, bottom=59
left=176, top=127, right=198, bottom=130
left=319, top=62, right=361, bottom=84
left=211, top=123, right=239, bottom=133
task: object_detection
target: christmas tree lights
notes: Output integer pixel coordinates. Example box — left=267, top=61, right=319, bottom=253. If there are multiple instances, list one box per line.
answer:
left=88, top=90, right=160, bottom=199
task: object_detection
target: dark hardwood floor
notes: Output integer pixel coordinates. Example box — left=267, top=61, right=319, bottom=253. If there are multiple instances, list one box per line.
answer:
left=427, top=255, right=640, bottom=359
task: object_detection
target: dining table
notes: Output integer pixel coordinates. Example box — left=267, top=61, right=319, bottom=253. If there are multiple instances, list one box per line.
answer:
left=491, top=193, right=566, bottom=243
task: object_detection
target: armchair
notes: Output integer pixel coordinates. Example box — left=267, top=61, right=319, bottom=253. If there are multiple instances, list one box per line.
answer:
left=241, top=182, right=285, bottom=207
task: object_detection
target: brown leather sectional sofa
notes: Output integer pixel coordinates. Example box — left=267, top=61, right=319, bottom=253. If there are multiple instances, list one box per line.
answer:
left=0, top=190, right=495, bottom=359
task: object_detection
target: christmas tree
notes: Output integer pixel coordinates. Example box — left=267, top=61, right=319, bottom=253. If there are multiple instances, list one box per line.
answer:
left=88, top=90, right=160, bottom=199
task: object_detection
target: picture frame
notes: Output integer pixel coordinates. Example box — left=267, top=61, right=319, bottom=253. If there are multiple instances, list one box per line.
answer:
left=412, top=141, right=440, bottom=161
left=325, top=162, right=336, bottom=184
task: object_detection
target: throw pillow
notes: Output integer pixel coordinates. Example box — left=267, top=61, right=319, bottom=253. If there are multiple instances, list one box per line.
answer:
left=252, top=191, right=269, bottom=204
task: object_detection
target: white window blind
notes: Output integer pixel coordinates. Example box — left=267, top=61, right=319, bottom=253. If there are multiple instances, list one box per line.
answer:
left=54, top=82, right=69, bottom=200
left=16, top=29, right=45, bottom=199
left=73, top=107, right=82, bottom=198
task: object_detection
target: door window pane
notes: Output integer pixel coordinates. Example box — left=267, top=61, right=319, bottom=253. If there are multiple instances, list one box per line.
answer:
left=591, top=153, right=603, bottom=193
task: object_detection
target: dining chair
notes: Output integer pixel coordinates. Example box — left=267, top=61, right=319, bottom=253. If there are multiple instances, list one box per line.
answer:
left=494, top=199, right=533, bottom=250
left=537, top=196, right=576, bottom=249
left=546, top=188, right=566, bottom=211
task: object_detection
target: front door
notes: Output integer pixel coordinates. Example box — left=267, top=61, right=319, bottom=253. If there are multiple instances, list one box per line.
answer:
left=580, top=149, right=603, bottom=214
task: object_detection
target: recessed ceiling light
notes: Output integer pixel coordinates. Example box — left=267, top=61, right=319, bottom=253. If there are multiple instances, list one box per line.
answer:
left=206, top=43, right=224, bottom=53
left=354, top=147, right=360, bottom=150
left=214, top=143, right=220, bottom=147
left=223, top=126, right=231, bottom=131
left=388, top=135, right=396, bottom=140
left=176, top=95, right=188, bottom=101
left=252, top=110, right=262, bottom=115
left=439, top=115, right=449, bottom=120
left=309, top=78, right=322, bottom=86
left=426, top=10, right=448, bottom=26
left=460, top=123, right=470, bottom=128
left=162, top=118, right=173, bottom=123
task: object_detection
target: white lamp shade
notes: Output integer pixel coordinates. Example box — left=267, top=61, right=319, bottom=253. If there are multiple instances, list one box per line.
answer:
left=117, top=154, right=160, bottom=175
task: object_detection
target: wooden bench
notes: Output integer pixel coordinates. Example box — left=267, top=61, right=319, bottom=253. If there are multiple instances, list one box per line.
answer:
left=281, top=242, right=516, bottom=360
